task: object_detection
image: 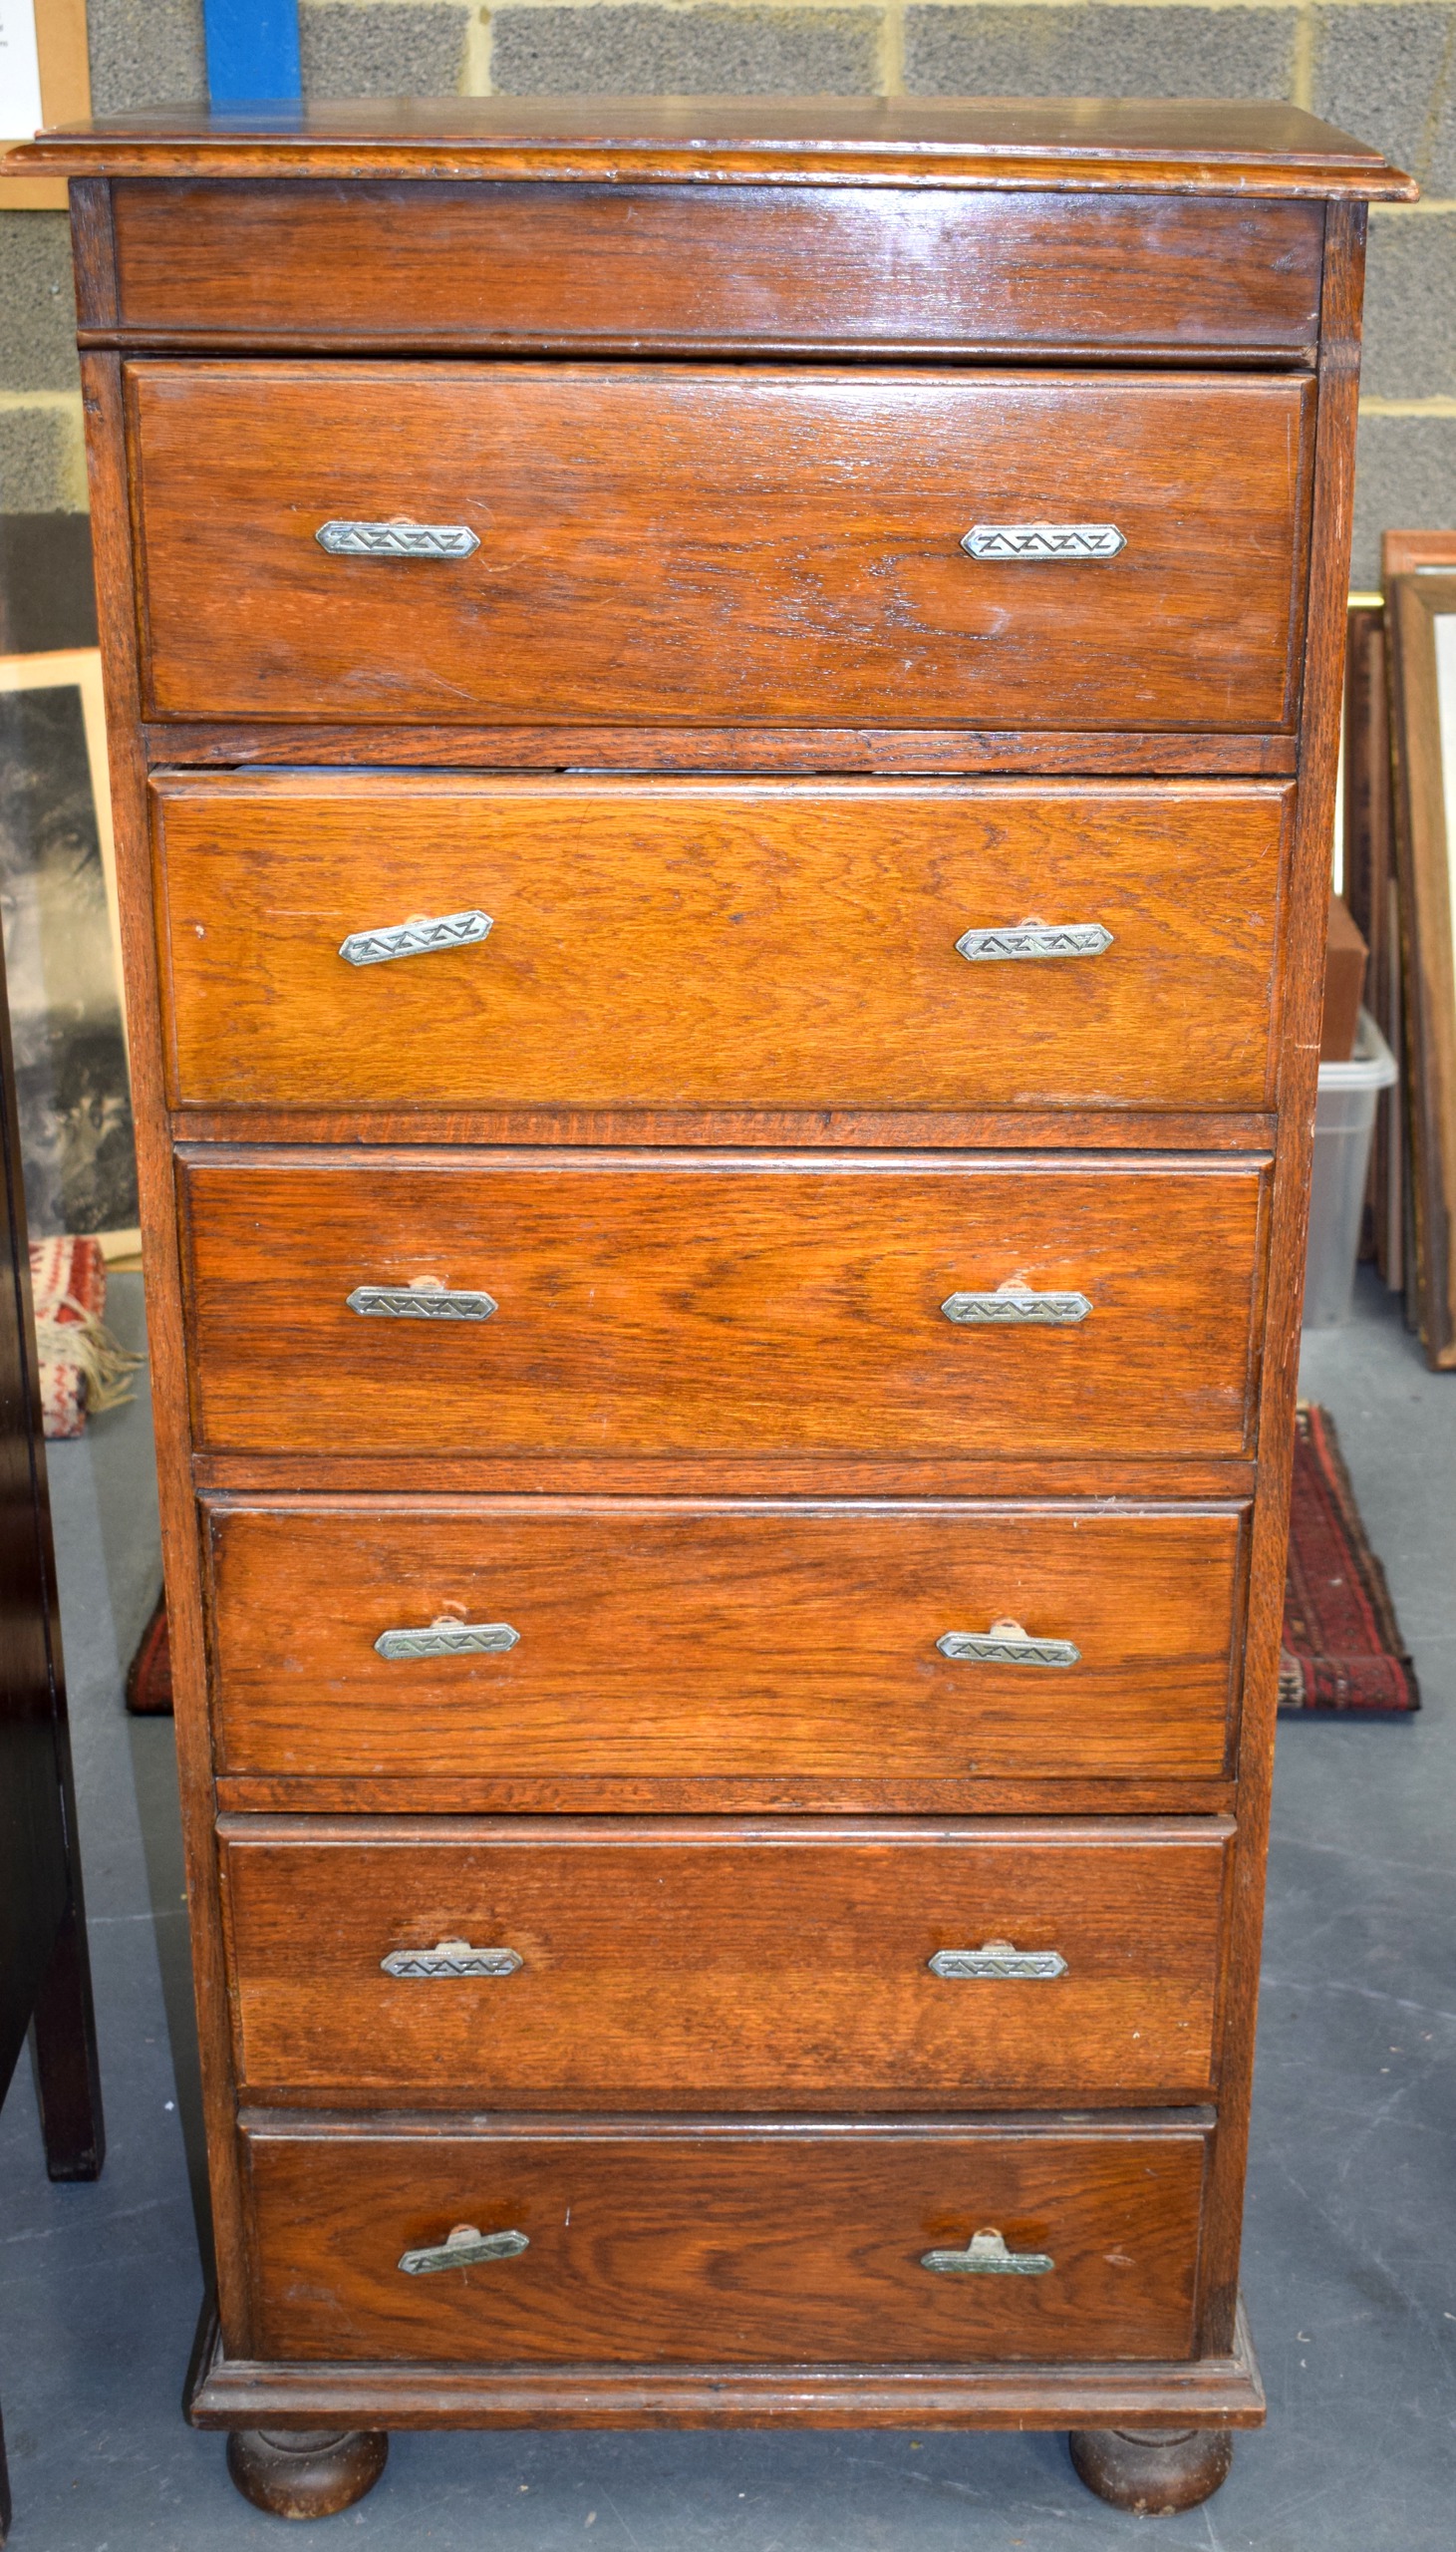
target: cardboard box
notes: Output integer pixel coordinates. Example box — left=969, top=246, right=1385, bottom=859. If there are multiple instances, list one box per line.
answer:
left=1321, top=893, right=1368, bottom=1063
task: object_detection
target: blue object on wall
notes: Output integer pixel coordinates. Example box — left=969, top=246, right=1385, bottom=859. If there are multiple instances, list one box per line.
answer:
left=203, top=0, right=303, bottom=105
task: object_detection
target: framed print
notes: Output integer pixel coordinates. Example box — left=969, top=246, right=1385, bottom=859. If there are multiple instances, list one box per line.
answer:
left=0, top=647, right=141, bottom=1253
left=1341, top=596, right=1403, bottom=1286
left=1383, top=531, right=1456, bottom=583
left=0, top=0, right=89, bottom=208
left=1388, top=571, right=1456, bottom=1367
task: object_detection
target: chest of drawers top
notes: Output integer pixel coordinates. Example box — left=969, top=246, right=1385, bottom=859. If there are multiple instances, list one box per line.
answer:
left=33, top=95, right=1410, bottom=347
left=20, top=99, right=1408, bottom=792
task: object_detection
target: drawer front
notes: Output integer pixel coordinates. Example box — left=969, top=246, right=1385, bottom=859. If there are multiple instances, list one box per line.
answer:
left=219, top=1820, right=1230, bottom=2105
left=241, top=2116, right=1210, bottom=2365
left=179, top=1152, right=1267, bottom=1460
left=153, top=776, right=1291, bottom=1114
left=206, top=1499, right=1247, bottom=1783
left=109, top=180, right=1323, bottom=358
left=130, top=363, right=1312, bottom=731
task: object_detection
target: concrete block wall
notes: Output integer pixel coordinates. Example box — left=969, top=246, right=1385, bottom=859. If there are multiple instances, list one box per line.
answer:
left=2, top=0, right=1453, bottom=581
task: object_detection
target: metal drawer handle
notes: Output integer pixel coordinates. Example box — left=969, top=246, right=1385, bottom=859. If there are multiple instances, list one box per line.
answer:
left=382, top=1939, right=523, bottom=1980
left=929, top=1940, right=1068, bottom=1981
left=956, top=919, right=1113, bottom=963
left=962, top=522, right=1125, bottom=562
left=318, top=516, right=479, bottom=559
left=340, top=909, right=493, bottom=968
left=348, top=1276, right=497, bottom=1321
left=936, top=1618, right=1081, bottom=1670
left=398, top=2223, right=529, bottom=2276
left=942, top=1279, right=1091, bottom=1326
left=376, top=1616, right=519, bottom=1661
left=922, top=2228, right=1054, bottom=2277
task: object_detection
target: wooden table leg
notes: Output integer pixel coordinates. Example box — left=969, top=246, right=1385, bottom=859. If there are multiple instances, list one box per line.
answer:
left=29, top=1895, right=105, bottom=2182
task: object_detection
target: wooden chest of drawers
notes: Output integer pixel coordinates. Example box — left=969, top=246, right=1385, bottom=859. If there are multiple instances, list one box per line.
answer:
left=13, top=92, right=1410, bottom=2522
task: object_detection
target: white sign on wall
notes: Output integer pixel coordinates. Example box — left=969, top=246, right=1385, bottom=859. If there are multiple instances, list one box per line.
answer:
left=0, top=0, right=43, bottom=140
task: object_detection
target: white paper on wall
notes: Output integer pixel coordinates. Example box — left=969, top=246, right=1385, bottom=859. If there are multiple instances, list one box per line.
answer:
left=0, top=0, right=43, bottom=141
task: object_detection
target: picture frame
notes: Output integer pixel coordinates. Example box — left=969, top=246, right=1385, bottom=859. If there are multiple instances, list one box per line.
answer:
left=1383, top=532, right=1456, bottom=583
left=0, top=646, right=141, bottom=1255
left=0, top=0, right=89, bottom=210
left=1387, top=570, right=1456, bottom=1368
left=1341, top=593, right=1402, bottom=1286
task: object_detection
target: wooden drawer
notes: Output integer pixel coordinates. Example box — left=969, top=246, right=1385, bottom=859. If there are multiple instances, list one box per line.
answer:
left=152, top=776, right=1291, bottom=1115
left=178, top=1150, right=1267, bottom=1461
left=204, top=1498, right=1247, bottom=1784
left=108, top=180, right=1323, bottom=360
left=239, top=2113, right=1211, bottom=2366
left=219, top=1817, right=1230, bottom=2106
left=128, top=363, right=1312, bottom=732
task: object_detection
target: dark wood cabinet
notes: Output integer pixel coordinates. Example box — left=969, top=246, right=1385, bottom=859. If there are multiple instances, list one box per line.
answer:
left=0, top=931, right=105, bottom=2547
left=9, top=91, right=1411, bottom=2522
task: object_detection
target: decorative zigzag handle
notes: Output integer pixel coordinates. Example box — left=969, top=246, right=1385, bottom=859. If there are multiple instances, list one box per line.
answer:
left=921, top=2228, right=1055, bottom=2276
left=339, top=908, right=493, bottom=967
left=956, top=920, right=1112, bottom=963
left=961, top=521, right=1125, bottom=561
left=317, top=516, right=479, bottom=558
left=347, top=1278, right=497, bottom=1320
left=375, top=1618, right=519, bottom=1660
left=936, top=1617, right=1081, bottom=1669
left=928, top=1941, right=1068, bottom=1981
left=398, top=2224, right=530, bottom=2276
left=941, top=1286, right=1091, bottom=1326
left=381, top=1939, right=523, bottom=1980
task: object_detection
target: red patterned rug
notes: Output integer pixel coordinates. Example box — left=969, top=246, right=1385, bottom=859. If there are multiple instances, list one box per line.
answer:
left=125, top=1588, right=172, bottom=1717
left=1280, top=1403, right=1419, bottom=1716
left=125, top=1403, right=1417, bottom=1723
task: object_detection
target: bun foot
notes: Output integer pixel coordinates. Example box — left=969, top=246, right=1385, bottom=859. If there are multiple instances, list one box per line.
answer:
left=1068, top=2426, right=1233, bottom=2514
left=226, top=2427, right=389, bottom=2518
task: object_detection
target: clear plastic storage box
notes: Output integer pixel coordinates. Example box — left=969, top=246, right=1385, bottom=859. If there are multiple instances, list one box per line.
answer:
left=1303, top=1009, right=1398, bottom=1328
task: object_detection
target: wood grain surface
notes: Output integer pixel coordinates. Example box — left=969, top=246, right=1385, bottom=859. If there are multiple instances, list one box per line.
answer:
left=151, top=776, right=1292, bottom=1115
left=203, top=1497, right=1248, bottom=1784
left=218, top=1816, right=1231, bottom=2106
left=186, top=2299, right=1266, bottom=2432
left=176, top=1149, right=1269, bottom=1460
left=238, top=2113, right=1211, bottom=2366
left=104, top=183, right=1324, bottom=358
left=127, top=364, right=1313, bottom=732
left=142, top=721, right=1302, bottom=777
left=9, top=95, right=1414, bottom=196
left=171, top=1107, right=1280, bottom=1157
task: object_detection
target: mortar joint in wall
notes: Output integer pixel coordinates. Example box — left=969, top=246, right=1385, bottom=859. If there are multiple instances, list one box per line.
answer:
left=880, top=0, right=905, bottom=98
left=463, top=5, right=491, bottom=94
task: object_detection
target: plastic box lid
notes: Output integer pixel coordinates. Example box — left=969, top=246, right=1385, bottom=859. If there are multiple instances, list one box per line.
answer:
left=1315, top=1008, right=1397, bottom=1093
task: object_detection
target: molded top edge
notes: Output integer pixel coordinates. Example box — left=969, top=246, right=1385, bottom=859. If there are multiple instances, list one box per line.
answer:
left=2, top=95, right=1416, bottom=196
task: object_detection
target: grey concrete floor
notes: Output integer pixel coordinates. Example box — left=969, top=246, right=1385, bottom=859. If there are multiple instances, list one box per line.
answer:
left=0, top=1268, right=1452, bottom=2550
